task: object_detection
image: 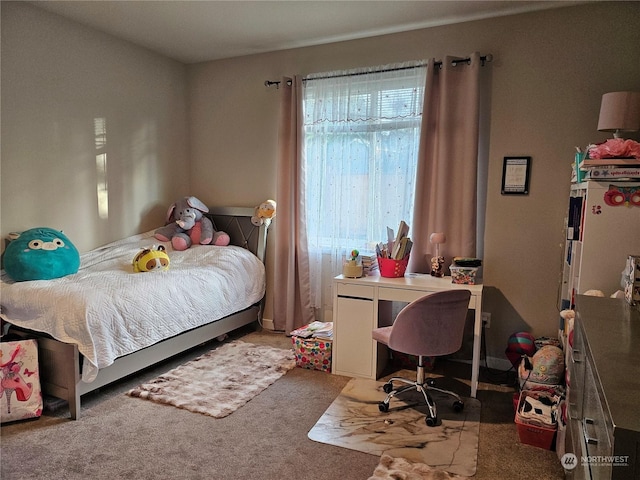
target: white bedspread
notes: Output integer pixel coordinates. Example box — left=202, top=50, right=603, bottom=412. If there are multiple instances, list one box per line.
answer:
left=0, top=230, right=265, bottom=382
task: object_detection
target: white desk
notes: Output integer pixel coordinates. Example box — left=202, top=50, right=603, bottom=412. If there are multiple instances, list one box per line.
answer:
left=331, top=273, right=484, bottom=398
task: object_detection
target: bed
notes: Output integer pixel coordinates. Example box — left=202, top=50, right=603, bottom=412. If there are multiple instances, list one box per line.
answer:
left=0, top=207, right=269, bottom=420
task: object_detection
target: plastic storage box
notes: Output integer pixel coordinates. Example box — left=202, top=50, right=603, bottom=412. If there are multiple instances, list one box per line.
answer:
left=515, top=390, right=557, bottom=450
left=449, top=266, right=479, bottom=284
left=515, top=415, right=556, bottom=450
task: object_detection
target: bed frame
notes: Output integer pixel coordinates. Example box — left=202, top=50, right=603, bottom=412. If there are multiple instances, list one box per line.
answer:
left=9, top=206, right=269, bottom=420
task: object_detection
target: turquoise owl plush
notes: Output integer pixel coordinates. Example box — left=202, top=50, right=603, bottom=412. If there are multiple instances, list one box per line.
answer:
left=3, top=227, right=80, bottom=282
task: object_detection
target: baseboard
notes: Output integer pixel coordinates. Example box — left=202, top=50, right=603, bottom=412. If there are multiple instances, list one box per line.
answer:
left=261, top=317, right=275, bottom=331
left=485, top=355, right=514, bottom=371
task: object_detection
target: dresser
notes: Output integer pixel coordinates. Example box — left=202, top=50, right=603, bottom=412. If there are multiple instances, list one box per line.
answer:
left=565, top=295, right=640, bottom=479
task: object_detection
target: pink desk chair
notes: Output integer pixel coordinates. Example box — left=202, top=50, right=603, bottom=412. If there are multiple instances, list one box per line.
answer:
left=372, top=289, right=471, bottom=426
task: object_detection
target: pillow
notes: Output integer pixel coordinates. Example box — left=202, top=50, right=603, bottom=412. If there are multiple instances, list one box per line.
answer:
left=3, top=227, right=80, bottom=282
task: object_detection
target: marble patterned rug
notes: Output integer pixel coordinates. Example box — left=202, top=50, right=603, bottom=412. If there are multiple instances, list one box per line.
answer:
left=308, top=372, right=480, bottom=477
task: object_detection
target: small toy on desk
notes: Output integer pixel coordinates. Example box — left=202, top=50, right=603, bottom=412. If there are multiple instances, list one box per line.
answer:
left=132, top=245, right=170, bottom=272
left=342, top=249, right=363, bottom=278
left=429, top=232, right=446, bottom=277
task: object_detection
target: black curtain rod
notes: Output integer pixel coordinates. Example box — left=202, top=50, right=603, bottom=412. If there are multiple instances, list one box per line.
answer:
left=265, top=53, right=492, bottom=88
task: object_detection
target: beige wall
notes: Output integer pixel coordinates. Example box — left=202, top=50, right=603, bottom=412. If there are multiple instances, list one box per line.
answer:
left=2, top=2, right=639, bottom=362
left=1, top=2, right=189, bottom=253
left=187, top=2, right=640, bottom=361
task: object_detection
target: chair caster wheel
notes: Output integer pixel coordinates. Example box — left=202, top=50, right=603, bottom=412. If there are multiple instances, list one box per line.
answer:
left=426, top=415, right=437, bottom=427
left=383, top=382, right=393, bottom=394
left=453, top=400, right=464, bottom=412
left=379, top=402, right=390, bottom=413
left=426, top=378, right=436, bottom=387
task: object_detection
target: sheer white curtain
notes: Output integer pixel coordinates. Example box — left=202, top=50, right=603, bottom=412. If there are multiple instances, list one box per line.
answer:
left=302, top=62, right=426, bottom=319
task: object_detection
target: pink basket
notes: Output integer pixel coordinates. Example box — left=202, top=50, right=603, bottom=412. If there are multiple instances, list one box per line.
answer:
left=378, top=256, right=409, bottom=278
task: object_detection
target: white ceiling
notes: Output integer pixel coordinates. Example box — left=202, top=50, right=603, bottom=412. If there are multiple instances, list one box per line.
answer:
left=30, top=1, right=584, bottom=64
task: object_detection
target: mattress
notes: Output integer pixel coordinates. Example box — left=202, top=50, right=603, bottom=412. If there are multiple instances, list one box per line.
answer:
left=0, top=230, right=266, bottom=382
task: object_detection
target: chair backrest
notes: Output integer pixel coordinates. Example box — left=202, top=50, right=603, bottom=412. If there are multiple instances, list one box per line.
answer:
left=387, top=290, right=472, bottom=357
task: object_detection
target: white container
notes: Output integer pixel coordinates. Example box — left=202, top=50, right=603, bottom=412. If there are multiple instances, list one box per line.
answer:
left=450, top=266, right=479, bottom=285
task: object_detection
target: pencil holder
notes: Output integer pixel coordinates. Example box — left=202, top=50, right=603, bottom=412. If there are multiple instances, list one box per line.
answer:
left=378, top=255, right=409, bottom=278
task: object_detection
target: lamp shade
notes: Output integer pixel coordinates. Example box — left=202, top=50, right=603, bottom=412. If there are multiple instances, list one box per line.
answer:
left=429, top=232, right=446, bottom=244
left=597, top=91, right=640, bottom=137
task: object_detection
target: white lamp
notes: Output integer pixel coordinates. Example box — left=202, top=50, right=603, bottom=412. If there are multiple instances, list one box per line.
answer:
left=597, top=91, right=640, bottom=139
left=429, top=232, right=446, bottom=257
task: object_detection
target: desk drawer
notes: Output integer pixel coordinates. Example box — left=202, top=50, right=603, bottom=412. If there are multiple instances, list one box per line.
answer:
left=336, top=283, right=374, bottom=300
left=379, top=287, right=432, bottom=303
left=378, top=287, right=477, bottom=308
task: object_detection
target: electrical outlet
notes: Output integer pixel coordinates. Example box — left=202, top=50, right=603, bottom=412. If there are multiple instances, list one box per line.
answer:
left=482, top=312, right=491, bottom=329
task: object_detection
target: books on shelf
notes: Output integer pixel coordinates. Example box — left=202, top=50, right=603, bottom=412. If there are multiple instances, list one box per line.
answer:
left=572, top=157, right=640, bottom=183
left=581, top=158, right=640, bottom=167
left=582, top=167, right=640, bottom=180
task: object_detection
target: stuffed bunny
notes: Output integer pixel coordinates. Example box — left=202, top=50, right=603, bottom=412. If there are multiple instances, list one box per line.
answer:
left=154, top=196, right=229, bottom=251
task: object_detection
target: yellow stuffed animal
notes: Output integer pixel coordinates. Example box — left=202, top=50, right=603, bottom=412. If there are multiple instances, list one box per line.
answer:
left=251, top=199, right=277, bottom=226
left=132, top=245, right=170, bottom=272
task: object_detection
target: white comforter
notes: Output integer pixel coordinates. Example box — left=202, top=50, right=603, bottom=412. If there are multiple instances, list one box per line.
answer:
left=0, top=230, right=265, bottom=382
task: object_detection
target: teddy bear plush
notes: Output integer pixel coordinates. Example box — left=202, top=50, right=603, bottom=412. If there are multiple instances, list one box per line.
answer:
left=251, top=199, right=277, bottom=226
left=154, top=196, right=230, bottom=251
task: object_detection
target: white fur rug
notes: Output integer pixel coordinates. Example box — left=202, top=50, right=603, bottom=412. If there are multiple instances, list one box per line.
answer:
left=369, top=455, right=469, bottom=480
left=126, top=340, right=296, bottom=418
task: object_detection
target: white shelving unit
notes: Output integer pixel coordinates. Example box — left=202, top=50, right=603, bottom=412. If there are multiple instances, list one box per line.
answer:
left=560, top=180, right=640, bottom=311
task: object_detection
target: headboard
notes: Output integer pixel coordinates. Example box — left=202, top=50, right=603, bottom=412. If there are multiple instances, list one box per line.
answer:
left=205, top=207, right=269, bottom=263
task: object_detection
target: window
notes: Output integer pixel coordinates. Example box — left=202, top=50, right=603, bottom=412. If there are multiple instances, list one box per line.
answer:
left=302, top=63, right=426, bottom=312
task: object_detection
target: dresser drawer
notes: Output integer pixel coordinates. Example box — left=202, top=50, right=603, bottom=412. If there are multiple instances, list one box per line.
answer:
left=568, top=326, right=586, bottom=421
left=582, top=360, right=613, bottom=479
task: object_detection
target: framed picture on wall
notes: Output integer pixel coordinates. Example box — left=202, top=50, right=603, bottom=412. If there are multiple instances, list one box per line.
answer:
left=501, top=156, right=531, bottom=195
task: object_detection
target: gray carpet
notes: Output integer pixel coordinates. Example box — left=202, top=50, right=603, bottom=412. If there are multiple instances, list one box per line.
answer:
left=0, top=326, right=564, bottom=479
